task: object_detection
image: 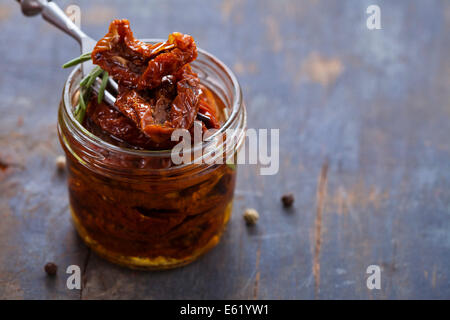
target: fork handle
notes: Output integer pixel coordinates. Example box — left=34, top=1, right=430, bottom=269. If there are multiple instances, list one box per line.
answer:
left=18, top=0, right=87, bottom=43
left=40, top=1, right=87, bottom=44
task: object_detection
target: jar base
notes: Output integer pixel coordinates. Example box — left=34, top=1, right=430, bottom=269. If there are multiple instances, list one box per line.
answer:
left=70, top=203, right=232, bottom=270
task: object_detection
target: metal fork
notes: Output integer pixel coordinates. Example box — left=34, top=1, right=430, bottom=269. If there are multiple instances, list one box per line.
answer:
left=16, top=0, right=117, bottom=105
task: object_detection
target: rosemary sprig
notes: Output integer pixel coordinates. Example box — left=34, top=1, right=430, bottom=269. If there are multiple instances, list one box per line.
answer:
left=63, top=53, right=111, bottom=123
left=73, top=67, right=97, bottom=123
left=85, top=66, right=103, bottom=88
left=79, top=72, right=92, bottom=87
left=73, top=103, right=81, bottom=117
left=75, top=89, right=87, bottom=123
left=98, top=71, right=109, bottom=104
left=62, top=52, right=92, bottom=68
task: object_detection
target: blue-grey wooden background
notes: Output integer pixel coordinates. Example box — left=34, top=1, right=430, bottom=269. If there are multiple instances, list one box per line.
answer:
left=0, top=0, right=449, bottom=299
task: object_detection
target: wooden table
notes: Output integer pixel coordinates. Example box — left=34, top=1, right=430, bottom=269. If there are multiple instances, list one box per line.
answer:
left=1, top=0, right=449, bottom=299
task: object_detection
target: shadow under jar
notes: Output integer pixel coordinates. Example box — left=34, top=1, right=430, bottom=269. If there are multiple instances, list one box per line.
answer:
left=58, top=42, right=246, bottom=270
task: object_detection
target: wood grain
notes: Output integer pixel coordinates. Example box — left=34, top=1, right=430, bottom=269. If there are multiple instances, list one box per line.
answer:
left=0, top=0, right=449, bottom=299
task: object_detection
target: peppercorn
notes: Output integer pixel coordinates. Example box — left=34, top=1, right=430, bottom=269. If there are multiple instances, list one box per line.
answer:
left=55, top=155, right=66, bottom=171
left=243, top=208, right=259, bottom=225
left=44, top=262, right=58, bottom=276
left=281, top=193, right=294, bottom=207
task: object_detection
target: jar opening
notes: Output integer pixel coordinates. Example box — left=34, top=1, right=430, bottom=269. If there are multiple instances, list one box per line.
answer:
left=60, top=41, right=246, bottom=174
left=63, top=41, right=242, bottom=156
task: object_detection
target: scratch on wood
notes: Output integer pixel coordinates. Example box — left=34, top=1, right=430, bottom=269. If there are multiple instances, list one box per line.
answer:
left=444, top=2, right=450, bottom=29
left=264, top=16, right=283, bottom=53
left=330, top=183, right=389, bottom=215
left=253, top=240, right=261, bottom=299
left=0, top=4, right=12, bottom=22
left=233, top=60, right=259, bottom=76
left=220, top=0, right=243, bottom=23
left=254, top=232, right=297, bottom=240
left=313, top=160, right=329, bottom=298
left=431, top=266, right=437, bottom=288
left=297, top=52, right=344, bottom=87
left=83, top=5, right=118, bottom=25
left=235, top=189, right=263, bottom=197
left=79, top=249, right=91, bottom=300
left=0, top=158, right=24, bottom=172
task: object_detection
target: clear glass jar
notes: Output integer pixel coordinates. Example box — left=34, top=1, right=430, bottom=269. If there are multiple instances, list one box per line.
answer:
left=57, top=42, right=246, bottom=270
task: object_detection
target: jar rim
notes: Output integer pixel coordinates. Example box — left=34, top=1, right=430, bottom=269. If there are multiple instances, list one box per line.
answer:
left=62, top=39, right=243, bottom=159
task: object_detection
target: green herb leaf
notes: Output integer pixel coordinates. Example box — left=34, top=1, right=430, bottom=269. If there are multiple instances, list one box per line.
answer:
left=79, top=73, right=92, bottom=87
left=97, top=71, right=109, bottom=104
left=75, top=89, right=87, bottom=123
left=65, top=55, right=109, bottom=123
left=80, top=65, right=103, bottom=87
left=62, top=52, right=92, bottom=69
left=85, top=67, right=103, bottom=89
left=74, top=103, right=81, bottom=117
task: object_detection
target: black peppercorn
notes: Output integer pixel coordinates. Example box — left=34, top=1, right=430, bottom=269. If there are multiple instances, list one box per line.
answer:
left=281, top=193, right=294, bottom=207
left=44, top=262, right=58, bottom=276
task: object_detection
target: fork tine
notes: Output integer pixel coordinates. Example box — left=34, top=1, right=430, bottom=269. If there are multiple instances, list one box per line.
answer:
left=108, top=78, right=119, bottom=93
left=92, top=79, right=116, bottom=107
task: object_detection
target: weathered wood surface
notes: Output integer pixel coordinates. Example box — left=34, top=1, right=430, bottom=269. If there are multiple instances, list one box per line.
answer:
left=0, top=0, right=449, bottom=299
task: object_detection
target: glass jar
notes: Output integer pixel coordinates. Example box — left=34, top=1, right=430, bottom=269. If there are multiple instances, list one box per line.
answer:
left=58, top=42, right=246, bottom=270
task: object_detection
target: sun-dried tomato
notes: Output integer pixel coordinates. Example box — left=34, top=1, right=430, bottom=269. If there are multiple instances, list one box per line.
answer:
left=87, top=19, right=220, bottom=149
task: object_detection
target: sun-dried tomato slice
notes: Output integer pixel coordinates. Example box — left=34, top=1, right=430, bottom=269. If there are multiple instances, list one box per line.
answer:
left=85, top=97, right=157, bottom=149
left=89, top=19, right=219, bottom=149
left=138, top=32, right=197, bottom=90
left=114, top=65, right=201, bottom=144
left=92, top=19, right=197, bottom=89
